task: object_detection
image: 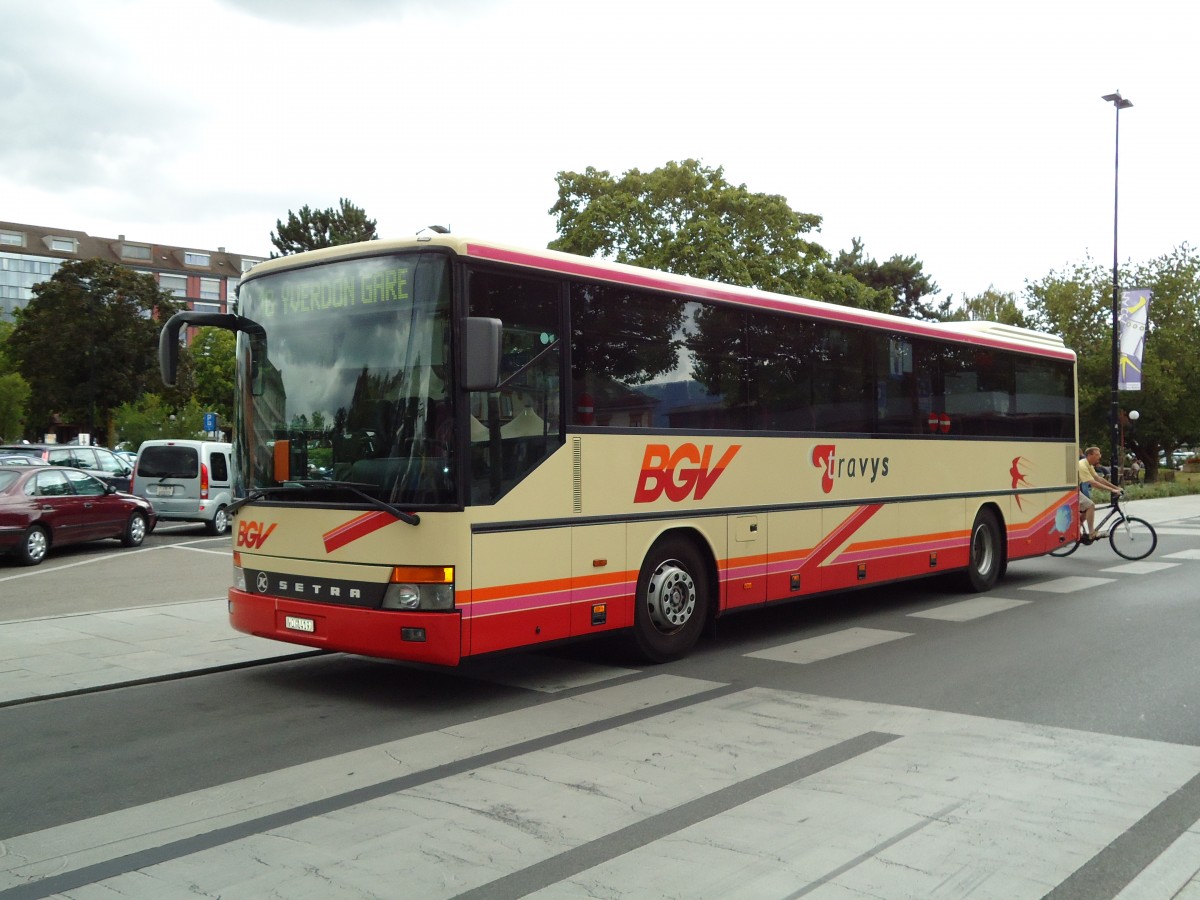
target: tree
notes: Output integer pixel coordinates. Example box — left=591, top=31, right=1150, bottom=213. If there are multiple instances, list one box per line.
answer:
left=187, top=326, right=236, bottom=426
left=270, top=198, right=378, bottom=257
left=7, top=260, right=182, bottom=445
left=0, top=321, right=30, bottom=440
left=1025, top=245, right=1200, bottom=480
left=114, top=394, right=206, bottom=450
left=550, top=160, right=845, bottom=297
left=833, top=237, right=944, bottom=319
left=949, top=287, right=1032, bottom=328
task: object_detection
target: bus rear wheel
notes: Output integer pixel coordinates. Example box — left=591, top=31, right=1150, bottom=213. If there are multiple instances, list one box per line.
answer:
left=964, top=508, right=1002, bottom=592
left=631, top=536, right=710, bottom=663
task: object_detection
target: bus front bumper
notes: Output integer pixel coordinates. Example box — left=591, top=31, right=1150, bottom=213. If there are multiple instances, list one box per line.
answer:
left=229, top=588, right=462, bottom=666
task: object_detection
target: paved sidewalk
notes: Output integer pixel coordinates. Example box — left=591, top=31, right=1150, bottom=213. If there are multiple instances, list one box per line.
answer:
left=0, top=598, right=314, bottom=705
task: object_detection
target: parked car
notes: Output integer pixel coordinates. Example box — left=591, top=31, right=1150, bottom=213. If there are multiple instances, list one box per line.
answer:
left=0, top=465, right=156, bottom=565
left=0, top=454, right=49, bottom=467
left=132, top=440, right=233, bottom=535
left=0, top=444, right=133, bottom=491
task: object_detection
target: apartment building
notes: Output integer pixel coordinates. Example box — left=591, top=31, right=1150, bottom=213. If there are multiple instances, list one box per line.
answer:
left=0, top=220, right=266, bottom=324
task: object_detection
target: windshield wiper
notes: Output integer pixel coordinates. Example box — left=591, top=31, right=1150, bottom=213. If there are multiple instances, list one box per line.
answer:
left=271, top=480, right=422, bottom=528
left=226, top=484, right=304, bottom=518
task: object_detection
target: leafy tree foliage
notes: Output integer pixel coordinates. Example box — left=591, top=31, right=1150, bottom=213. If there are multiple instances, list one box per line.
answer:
left=187, top=326, right=236, bottom=425
left=1025, top=246, right=1200, bottom=479
left=949, top=287, right=1032, bottom=328
left=551, top=161, right=835, bottom=295
left=270, top=198, right=378, bottom=257
left=114, top=394, right=206, bottom=450
left=7, top=260, right=182, bottom=444
left=833, top=237, right=945, bottom=319
left=0, top=321, right=30, bottom=440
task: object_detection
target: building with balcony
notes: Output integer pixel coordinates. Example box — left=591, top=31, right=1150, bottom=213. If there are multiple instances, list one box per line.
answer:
left=0, top=220, right=266, bottom=325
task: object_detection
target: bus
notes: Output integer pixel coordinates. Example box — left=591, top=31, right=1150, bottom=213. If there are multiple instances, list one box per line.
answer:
left=159, top=234, right=1079, bottom=666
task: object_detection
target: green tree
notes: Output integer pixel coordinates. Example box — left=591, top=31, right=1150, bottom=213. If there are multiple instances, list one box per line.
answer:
left=0, top=321, right=30, bottom=440
left=551, top=161, right=838, bottom=297
left=114, top=394, right=206, bottom=450
left=950, top=287, right=1032, bottom=328
left=833, top=237, right=944, bottom=319
left=270, top=198, right=378, bottom=257
left=1025, top=246, right=1200, bottom=480
left=187, top=326, right=236, bottom=425
left=7, top=260, right=182, bottom=444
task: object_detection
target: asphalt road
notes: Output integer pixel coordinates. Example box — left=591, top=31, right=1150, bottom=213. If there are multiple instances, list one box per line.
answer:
left=0, top=521, right=231, bottom=619
left=1, top=503, right=1199, bottom=898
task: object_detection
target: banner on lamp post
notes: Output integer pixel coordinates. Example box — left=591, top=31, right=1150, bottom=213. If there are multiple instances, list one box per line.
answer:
left=1118, top=288, right=1151, bottom=390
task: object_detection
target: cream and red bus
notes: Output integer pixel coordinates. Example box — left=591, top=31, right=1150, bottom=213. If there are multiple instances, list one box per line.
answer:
left=159, top=234, right=1078, bottom=666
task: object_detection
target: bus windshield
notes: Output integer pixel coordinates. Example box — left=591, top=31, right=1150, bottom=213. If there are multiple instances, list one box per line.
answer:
left=234, top=251, right=454, bottom=506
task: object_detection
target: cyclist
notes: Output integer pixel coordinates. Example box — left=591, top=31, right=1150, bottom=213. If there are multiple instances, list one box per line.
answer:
left=1078, top=446, right=1122, bottom=542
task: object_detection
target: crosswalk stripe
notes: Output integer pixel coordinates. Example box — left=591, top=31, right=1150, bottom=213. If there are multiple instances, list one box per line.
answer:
left=746, top=627, right=910, bottom=664
left=909, top=597, right=1031, bottom=621
left=1020, top=576, right=1115, bottom=593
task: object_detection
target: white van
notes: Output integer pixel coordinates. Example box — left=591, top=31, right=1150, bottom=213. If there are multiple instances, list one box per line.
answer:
left=133, top=440, right=233, bottom=535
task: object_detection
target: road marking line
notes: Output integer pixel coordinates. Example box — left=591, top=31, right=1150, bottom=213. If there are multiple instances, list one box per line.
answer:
left=909, top=597, right=1031, bottom=621
left=1019, top=576, right=1115, bottom=593
left=1099, top=561, right=1179, bottom=575
left=746, top=627, right=910, bottom=664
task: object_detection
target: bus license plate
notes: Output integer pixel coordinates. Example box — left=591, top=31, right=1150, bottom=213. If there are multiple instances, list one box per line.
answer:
left=284, top=615, right=315, bottom=633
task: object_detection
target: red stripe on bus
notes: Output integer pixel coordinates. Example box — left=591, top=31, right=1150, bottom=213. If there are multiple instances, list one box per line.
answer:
left=322, top=511, right=396, bottom=553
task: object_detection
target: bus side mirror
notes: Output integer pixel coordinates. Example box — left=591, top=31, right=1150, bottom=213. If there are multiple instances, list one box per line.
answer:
left=159, top=313, right=186, bottom=386
left=159, top=311, right=265, bottom=387
left=462, top=316, right=502, bottom=392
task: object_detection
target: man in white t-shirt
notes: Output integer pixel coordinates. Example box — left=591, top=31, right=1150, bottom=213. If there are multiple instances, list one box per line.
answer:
left=1077, top=446, right=1122, bottom=542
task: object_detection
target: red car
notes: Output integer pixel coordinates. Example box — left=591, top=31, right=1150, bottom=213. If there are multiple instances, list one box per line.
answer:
left=0, top=465, right=156, bottom=566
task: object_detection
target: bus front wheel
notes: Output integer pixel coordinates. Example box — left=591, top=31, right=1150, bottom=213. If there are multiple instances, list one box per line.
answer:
left=631, top=537, right=710, bottom=663
left=964, top=508, right=1002, bottom=592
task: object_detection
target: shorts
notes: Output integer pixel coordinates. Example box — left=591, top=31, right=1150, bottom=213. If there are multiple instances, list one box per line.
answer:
left=1079, top=492, right=1095, bottom=512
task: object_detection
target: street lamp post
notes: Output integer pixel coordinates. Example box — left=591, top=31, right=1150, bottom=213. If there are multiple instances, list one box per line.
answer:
left=1102, top=90, right=1132, bottom=485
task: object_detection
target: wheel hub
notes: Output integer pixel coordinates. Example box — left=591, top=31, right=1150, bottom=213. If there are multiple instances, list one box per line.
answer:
left=646, top=561, right=696, bottom=631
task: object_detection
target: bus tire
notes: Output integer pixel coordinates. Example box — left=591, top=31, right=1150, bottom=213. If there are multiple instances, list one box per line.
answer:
left=631, top=536, right=710, bottom=663
left=963, top=508, right=1002, bottom=592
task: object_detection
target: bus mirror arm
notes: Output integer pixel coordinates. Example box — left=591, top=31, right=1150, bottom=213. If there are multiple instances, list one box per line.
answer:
left=462, top=317, right=502, bottom=391
left=159, top=312, right=266, bottom=387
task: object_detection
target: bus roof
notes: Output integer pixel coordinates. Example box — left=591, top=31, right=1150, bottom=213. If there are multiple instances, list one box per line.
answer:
left=243, top=234, right=1075, bottom=361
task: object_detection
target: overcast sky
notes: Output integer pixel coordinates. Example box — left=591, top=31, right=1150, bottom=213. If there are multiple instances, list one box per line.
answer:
left=2, top=0, right=1195, bottom=302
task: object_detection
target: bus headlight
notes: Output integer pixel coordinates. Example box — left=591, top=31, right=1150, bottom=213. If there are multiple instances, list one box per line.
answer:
left=381, top=566, right=455, bottom=611
left=383, top=583, right=421, bottom=610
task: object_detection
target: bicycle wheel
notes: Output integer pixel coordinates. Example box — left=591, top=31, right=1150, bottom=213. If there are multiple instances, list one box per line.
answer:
left=1048, top=534, right=1080, bottom=557
left=1108, top=516, right=1157, bottom=560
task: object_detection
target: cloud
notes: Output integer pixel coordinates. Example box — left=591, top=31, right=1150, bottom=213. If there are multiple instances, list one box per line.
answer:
left=212, top=0, right=495, bottom=25
left=0, top=7, right=200, bottom=192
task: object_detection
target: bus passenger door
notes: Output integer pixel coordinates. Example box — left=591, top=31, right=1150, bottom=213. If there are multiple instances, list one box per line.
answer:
left=725, top=515, right=767, bottom=609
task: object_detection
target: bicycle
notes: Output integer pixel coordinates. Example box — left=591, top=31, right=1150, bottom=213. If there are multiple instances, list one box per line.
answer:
left=1049, top=492, right=1157, bottom=560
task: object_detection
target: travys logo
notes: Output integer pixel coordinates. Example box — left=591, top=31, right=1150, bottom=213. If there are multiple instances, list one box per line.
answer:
left=811, top=444, right=890, bottom=494
left=236, top=519, right=277, bottom=549
left=634, top=443, right=741, bottom=503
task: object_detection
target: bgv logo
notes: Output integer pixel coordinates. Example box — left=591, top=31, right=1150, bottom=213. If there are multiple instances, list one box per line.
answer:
left=236, top=519, right=277, bottom=549
left=634, top=443, right=741, bottom=503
